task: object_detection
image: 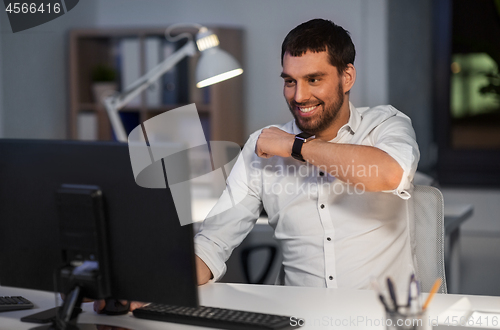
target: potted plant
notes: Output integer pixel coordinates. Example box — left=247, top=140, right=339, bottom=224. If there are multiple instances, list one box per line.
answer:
left=91, top=64, right=117, bottom=105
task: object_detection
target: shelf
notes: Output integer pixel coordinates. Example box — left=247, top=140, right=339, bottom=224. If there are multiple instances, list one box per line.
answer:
left=69, top=26, right=244, bottom=144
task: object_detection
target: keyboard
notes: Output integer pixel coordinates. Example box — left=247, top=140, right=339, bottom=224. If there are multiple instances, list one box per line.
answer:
left=133, top=303, right=298, bottom=330
left=0, top=296, right=34, bottom=312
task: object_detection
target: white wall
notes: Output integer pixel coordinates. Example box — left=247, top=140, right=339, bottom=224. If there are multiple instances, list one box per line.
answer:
left=94, top=0, right=388, bottom=137
left=0, top=1, right=98, bottom=139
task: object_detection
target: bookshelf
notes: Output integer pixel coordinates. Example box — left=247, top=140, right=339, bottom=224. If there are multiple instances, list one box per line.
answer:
left=68, top=27, right=245, bottom=145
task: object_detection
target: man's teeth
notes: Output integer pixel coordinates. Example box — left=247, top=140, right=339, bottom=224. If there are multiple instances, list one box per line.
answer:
left=299, top=105, right=318, bottom=113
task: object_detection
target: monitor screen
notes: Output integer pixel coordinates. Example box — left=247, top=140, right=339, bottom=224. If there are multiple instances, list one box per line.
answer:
left=0, top=139, right=198, bottom=308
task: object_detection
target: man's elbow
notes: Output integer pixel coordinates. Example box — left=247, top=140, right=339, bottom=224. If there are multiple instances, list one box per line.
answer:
left=384, top=165, right=404, bottom=191
left=196, top=255, right=213, bottom=285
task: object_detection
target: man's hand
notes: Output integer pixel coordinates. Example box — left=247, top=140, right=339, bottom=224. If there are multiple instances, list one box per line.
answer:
left=91, top=257, right=212, bottom=314
left=93, top=300, right=145, bottom=314
left=255, top=127, right=295, bottom=159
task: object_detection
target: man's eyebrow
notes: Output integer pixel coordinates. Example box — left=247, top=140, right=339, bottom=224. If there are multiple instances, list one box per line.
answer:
left=280, top=72, right=327, bottom=79
left=305, top=72, right=326, bottom=79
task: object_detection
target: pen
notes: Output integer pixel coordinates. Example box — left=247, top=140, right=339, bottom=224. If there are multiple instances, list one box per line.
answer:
left=371, top=279, right=391, bottom=312
left=407, top=274, right=421, bottom=314
left=387, top=277, right=399, bottom=312
left=407, top=274, right=415, bottom=307
left=422, top=278, right=442, bottom=311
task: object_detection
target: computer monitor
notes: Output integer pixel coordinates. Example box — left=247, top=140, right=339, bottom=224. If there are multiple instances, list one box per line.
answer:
left=0, top=139, right=198, bottom=327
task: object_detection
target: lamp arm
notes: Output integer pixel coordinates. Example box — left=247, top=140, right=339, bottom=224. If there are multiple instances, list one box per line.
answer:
left=103, top=40, right=197, bottom=142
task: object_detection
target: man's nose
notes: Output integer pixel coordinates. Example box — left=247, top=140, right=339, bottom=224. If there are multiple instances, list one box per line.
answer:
left=294, top=82, right=310, bottom=104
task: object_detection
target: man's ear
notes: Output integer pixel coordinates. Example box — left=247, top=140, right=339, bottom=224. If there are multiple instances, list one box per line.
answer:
left=342, top=64, right=356, bottom=93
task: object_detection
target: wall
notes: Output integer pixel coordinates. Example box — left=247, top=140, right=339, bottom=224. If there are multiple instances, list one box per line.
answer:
left=1, top=0, right=389, bottom=139
left=388, top=0, right=435, bottom=172
left=0, top=1, right=98, bottom=139
left=94, top=0, right=389, bottom=137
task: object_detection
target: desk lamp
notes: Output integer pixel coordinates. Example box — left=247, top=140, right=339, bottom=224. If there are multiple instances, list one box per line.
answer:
left=104, top=23, right=243, bottom=142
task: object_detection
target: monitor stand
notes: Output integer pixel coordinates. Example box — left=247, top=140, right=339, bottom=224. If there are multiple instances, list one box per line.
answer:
left=28, top=184, right=123, bottom=330
left=28, top=286, right=132, bottom=330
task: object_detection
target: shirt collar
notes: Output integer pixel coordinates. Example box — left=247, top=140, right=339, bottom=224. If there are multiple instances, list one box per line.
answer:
left=346, top=101, right=362, bottom=134
left=291, top=101, right=362, bottom=136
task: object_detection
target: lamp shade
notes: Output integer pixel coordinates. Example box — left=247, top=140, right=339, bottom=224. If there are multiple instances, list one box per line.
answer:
left=196, top=47, right=243, bottom=88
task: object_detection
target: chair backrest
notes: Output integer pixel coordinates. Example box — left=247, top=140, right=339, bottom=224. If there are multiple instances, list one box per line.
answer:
left=411, top=185, right=447, bottom=293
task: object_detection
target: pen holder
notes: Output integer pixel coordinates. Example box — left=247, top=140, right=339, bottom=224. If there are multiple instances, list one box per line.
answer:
left=385, top=309, right=430, bottom=330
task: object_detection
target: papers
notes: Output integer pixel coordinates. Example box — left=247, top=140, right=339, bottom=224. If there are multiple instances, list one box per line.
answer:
left=437, top=297, right=500, bottom=329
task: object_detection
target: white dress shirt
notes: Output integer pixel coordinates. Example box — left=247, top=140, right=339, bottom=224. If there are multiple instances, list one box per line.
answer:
left=195, top=102, right=420, bottom=290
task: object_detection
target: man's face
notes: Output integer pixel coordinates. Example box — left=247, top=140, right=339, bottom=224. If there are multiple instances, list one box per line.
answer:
left=281, top=51, right=345, bottom=135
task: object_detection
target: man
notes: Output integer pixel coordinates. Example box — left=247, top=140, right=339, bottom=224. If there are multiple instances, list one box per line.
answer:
left=94, top=18, right=419, bottom=313
left=194, top=18, right=419, bottom=290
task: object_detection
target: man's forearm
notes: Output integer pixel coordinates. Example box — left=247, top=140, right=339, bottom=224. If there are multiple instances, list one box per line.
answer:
left=196, top=255, right=213, bottom=285
left=301, top=139, right=403, bottom=192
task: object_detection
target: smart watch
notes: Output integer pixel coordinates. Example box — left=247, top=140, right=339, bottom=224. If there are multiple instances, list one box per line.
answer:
left=291, top=132, right=313, bottom=162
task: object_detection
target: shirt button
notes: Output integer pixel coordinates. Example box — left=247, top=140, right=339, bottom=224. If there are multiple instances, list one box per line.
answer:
left=327, top=237, right=331, bottom=241
left=329, top=276, right=333, bottom=280
left=320, top=204, right=325, bottom=209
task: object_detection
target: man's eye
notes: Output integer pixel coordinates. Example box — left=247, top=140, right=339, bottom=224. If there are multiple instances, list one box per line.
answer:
left=309, top=78, right=320, bottom=83
left=284, top=80, right=295, bottom=86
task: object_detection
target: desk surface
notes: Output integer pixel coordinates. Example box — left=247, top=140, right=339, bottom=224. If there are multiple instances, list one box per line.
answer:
left=1, top=284, right=499, bottom=330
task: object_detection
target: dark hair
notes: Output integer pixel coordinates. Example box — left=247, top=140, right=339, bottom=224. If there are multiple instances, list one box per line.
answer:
left=281, top=18, right=356, bottom=74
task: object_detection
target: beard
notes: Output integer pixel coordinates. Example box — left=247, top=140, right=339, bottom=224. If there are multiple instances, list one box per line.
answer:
left=287, top=82, right=345, bottom=135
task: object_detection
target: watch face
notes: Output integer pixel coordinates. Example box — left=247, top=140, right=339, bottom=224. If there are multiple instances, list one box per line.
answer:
left=297, top=132, right=313, bottom=139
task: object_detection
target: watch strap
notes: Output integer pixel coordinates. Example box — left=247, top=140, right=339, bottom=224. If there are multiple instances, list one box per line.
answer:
left=291, top=132, right=313, bottom=162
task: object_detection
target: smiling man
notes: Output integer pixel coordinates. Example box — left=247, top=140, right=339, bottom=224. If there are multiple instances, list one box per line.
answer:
left=194, top=19, right=420, bottom=290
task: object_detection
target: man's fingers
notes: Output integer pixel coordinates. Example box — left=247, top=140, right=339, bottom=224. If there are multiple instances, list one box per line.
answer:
left=129, top=302, right=147, bottom=311
left=93, top=299, right=145, bottom=314
left=255, top=147, right=270, bottom=159
left=93, top=300, right=106, bottom=313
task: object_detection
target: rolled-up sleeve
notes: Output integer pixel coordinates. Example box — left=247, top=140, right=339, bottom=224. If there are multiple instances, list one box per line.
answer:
left=371, top=113, right=420, bottom=200
left=194, top=132, right=264, bottom=281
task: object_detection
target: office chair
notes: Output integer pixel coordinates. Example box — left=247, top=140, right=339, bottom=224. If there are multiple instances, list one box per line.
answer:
left=411, top=185, right=447, bottom=293
left=241, top=244, right=278, bottom=284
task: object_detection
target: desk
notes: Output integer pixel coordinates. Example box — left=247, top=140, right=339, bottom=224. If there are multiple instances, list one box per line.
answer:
left=1, top=284, right=499, bottom=329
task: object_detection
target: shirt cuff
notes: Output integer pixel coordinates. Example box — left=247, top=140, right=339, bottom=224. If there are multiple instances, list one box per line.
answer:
left=386, top=173, right=412, bottom=200
left=377, top=143, right=416, bottom=200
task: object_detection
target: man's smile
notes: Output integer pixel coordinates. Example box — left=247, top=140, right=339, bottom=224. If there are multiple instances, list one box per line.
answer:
left=293, top=102, right=322, bottom=117
left=298, top=105, right=319, bottom=113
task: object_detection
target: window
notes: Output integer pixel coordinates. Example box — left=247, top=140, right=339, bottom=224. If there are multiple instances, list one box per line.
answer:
left=434, top=0, right=500, bottom=186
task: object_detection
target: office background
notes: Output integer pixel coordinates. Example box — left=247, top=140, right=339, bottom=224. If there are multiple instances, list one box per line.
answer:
left=0, top=0, right=499, bottom=295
